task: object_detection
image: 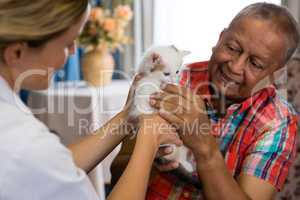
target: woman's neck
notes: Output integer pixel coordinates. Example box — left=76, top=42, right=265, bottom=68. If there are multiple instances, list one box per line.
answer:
left=0, top=65, right=15, bottom=91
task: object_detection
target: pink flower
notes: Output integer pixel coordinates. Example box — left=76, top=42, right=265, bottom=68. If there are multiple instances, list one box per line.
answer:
left=79, top=5, right=133, bottom=51
left=114, top=5, right=133, bottom=21
left=103, top=18, right=117, bottom=33
left=89, top=8, right=104, bottom=22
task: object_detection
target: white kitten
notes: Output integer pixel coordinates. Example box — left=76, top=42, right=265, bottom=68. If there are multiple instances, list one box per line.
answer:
left=129, top=45, right=195, bottom=173
left=130, top=45, right=190, bottom=117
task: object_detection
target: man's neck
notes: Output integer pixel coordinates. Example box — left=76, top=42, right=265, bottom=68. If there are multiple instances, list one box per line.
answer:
left=210, top=97, right=228, bottom=117
left=209, top=90, right=245, bottom=117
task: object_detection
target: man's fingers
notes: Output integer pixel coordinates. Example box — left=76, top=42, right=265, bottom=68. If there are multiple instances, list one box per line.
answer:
left=150, top=92, right=192, bottom=112
left=150, top=92, right=178, bottom=103
left=150, top=98, right=185, bottom=115
left=159, top=110, right=183, bottom=131
left=160, top=83, right=193, bottom=100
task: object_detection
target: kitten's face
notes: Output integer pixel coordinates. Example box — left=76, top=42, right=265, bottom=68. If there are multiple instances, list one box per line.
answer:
left=140, top=45, right=190, bottom=81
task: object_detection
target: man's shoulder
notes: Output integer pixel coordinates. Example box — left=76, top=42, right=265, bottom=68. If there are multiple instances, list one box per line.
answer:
left=186, top=61, right=210, bottom=70
left=262, top=89, right=297, bottom=119
left=179, top=61, right=210, bottom=89
left=249, top=88, right=297, bottom=132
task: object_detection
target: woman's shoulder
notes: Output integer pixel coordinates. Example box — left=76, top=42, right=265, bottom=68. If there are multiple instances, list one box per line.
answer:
left=0, top=100, right=72, bottom=170
left=0, top=101, right=94, bottom=198
left=0, top=102, right=97, bottom=199
left=0, top=100, right=52, bottom=142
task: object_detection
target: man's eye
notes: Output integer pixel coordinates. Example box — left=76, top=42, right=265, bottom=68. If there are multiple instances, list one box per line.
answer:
left=227, top=45, right=239, bottom=52
left=250, top=59, right=264, bottom=69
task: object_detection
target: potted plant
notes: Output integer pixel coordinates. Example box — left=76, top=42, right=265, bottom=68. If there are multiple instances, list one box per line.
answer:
left=78, top=3, right=133, bottom=86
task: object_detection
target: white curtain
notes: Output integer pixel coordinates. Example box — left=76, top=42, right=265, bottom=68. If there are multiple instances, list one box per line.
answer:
left=132, top=0, right=154, bottom=69
left=153, top=0, right=281, bottom=63
left=283, top=0, right=300, bottom=21
left=121, top=0, right=155, bottom=74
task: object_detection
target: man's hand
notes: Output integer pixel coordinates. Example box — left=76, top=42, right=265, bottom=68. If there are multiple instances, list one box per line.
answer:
left=149, top=83, right=218, bottom=163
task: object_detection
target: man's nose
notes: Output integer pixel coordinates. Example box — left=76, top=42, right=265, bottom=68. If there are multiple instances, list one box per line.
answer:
left=228, top=55, right=247, bottom=75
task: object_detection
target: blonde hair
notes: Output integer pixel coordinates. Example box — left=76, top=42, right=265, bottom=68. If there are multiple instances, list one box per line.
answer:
left=0, top=0, right=89, bottom=56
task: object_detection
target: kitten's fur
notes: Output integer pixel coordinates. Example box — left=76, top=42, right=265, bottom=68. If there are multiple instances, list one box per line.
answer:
left=130, top=45, right=190, bottom=117
left=129, top=45, right=195, bottom=172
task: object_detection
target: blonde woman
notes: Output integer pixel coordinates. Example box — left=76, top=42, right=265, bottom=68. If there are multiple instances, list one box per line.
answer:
left=0, top=1, right=182, bottom=200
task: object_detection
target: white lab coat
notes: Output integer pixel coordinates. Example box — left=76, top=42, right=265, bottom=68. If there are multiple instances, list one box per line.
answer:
left=0, top=76, right=99, bottom=200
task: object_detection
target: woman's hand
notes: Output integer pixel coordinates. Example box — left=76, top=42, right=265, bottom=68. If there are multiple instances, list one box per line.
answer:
left=122, top=73, right=144, bottom=114
left=137, top=114, right=183, bottom=150
left=149, top=83, right=219, bottom=163
left=108, top=114, right=181, bottom=200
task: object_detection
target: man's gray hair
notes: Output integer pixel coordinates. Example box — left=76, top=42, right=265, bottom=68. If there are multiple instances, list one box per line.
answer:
left=230, top=3, right=300, bottom=64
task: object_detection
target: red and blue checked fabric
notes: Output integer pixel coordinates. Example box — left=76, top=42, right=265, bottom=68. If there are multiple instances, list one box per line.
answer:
left=146, top=61, right=298, bottom=200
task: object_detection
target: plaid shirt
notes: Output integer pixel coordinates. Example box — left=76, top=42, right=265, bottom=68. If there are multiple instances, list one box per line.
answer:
left=146, top=61, right=298, bottom=200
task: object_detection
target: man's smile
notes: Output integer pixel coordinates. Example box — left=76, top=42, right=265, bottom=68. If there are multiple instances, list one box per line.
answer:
left=216, top=66, right=242, bottom=87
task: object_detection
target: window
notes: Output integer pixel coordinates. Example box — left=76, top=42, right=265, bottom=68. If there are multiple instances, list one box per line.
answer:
left=153, top=0, right=281, bottom=63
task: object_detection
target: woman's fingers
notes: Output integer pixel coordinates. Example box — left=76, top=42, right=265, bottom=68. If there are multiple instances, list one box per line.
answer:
left=160, top=129, right=183, bottom=146
left=139, top=114, right=182, bottom=146
left=129, top=73, right=144, bottom=96
left=133, top=73, right=144, bottom=84
left=124, top=73, right=145, bottom=109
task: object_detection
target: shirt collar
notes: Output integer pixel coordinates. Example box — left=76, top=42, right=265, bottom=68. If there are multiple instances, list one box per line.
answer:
left=0, top=75, right=32, bottom=114
left=182, top=61, right=276, bottom=116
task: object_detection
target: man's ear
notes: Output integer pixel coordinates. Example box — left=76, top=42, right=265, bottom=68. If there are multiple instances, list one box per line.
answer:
left=3, top=42, right=26, bottom=66
left=219, top=28, right=227, bottom=39
left=212, top=28, right=228, bottom=52
left=216, top=28, right=228, bottom=44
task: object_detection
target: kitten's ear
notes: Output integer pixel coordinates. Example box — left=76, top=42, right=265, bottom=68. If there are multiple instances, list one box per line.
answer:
left=151, top=53, right=161, bottom=64
left=149, top=53, right=162, bottom=72
left=179, top=50, right=191, bottom=57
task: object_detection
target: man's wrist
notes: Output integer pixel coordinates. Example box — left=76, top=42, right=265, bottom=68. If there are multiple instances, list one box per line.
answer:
left=195, top=150, right=224, bottom=172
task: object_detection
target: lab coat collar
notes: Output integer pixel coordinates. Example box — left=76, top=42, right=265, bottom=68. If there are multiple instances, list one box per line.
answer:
left=0, top=75, right=32, bottom=115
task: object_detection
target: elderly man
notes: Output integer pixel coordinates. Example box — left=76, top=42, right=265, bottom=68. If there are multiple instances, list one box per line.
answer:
left=111, top=3, right=299, bottom=200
